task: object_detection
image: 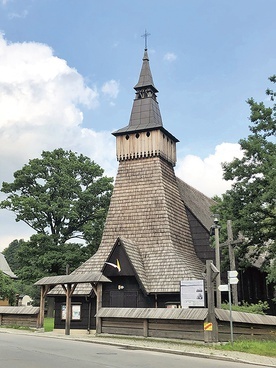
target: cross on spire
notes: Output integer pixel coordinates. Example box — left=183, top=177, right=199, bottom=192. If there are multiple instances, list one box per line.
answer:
left=141, top=29, right=151, bottom=50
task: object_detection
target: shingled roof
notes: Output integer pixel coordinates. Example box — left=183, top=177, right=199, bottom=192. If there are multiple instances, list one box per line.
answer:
left=176, top=177, right=216, bottom=231
left=49, top=48, right=213, bottom=297
left=113, top=49, right=178, bottom=142
left=68, top=157, right=205, bottom=295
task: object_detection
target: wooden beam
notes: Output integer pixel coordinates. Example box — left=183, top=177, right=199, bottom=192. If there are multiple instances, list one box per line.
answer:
left=95, top=283, right=102, bottom=334
left=38, top=284, right=56, bottom=328
left=143, top=319, right=149, bottom=337
left=227, top=220, right=239, bottom=306
left=205, top=260, right=218, bottom=343
left=214, top=227, right=221, bottom=309
left=38, top=286, right=46, bottom=328
left=69, top=283, right=78, bottom=297
left=65, top=284, right=72, bottom=335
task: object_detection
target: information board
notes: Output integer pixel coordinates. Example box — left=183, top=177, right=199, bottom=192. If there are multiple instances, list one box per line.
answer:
left=180, top=280, right=205, bottom=308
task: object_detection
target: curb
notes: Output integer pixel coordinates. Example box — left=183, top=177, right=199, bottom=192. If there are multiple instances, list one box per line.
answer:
left=1, top=328, right=275, bottom=367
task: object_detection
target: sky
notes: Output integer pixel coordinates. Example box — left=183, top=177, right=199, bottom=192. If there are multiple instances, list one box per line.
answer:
left=0, top=0, right=275, bottom=250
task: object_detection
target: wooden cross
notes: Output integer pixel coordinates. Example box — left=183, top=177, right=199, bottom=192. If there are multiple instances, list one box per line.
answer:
left=220, top=220, right=244, bottom=305
left=141, top=29, right=151, bottom=50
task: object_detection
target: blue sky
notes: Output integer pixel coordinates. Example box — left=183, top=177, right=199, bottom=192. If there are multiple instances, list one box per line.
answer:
left=0, top=0, right=275, bottom=249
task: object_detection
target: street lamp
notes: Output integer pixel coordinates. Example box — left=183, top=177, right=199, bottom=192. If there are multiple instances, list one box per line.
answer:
left=210, top=214, right=221, bottom=308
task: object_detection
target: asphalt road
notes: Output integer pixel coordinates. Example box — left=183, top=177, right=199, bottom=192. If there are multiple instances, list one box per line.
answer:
left=0, top=333, right=272, bottom=368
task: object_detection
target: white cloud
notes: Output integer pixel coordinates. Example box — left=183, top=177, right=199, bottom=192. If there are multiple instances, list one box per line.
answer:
left=164, top=52, right=177, bottom=62
left=0, top=34, right=102, bottom=175
left=8, top=10, right=28, bottom=19
left=101, top=79, right=119, bottom=99
left=175, top=143, right=243, bottom=198
left=0, top=34, right=117, bottom=250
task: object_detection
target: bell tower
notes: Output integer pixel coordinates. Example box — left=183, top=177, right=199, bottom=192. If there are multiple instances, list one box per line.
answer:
left=76, top=43, right=204, bottom=296
left=113, top=48, right=178, bottom=166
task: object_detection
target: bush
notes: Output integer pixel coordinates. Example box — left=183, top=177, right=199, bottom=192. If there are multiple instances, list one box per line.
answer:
left=221, top=301, right=269, bottom=315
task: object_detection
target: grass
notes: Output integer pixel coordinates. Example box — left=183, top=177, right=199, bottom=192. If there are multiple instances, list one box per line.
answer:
left=214, top=339, right=276, bottom=357
left=43, top=317, right=54, bottom=332
left=0, top=324, right=32, bottom=331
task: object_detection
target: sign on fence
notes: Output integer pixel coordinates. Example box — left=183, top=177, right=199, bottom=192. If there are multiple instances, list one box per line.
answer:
left=180, top=280, right=205, bottom=308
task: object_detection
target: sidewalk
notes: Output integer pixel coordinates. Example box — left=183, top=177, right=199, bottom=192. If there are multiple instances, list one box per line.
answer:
left=1, top=328, right=276, bottom=367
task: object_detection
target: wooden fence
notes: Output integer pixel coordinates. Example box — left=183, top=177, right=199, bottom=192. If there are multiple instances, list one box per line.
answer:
left=0, top=306, right=40, bottom=329
left=96, top=307, right=276, bottom=342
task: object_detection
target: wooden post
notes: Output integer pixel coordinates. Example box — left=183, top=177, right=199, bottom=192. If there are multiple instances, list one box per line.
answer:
left=214, top=227, right=221, bottom=308
left=38, top=286, right=45, bottom=328
left=227, top=220, right=238, bottom=306
left=38, top=285, right=47, bottom=329
left=65, top=284, right=71, bottom=335
left=143, top=319, right=149, bottom=337
left=205, top=260, right=218, bottom=343
left=95, top=283, right=102, bottom=334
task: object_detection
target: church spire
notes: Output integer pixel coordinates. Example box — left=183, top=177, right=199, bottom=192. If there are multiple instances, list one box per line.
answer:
left=113, top=46, right=163, bottom=134
left=113, top=40, right=179, bottom=166
left=133, top=48, right=158, bottom=94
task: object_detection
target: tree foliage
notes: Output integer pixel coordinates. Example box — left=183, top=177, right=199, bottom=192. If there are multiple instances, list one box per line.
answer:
left=212, top=76, right=276, bottom=280
left=1, top=148, right=113, bottom=251
left=0, top=271, right=17, bottom=305
left=1, top=149, right=113, bottom=300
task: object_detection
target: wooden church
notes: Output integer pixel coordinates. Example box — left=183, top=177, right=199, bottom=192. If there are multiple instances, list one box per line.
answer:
left=50, top=47, right=216, bottom=330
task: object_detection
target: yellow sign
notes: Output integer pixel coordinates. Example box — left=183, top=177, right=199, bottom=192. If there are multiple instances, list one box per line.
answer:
left=204, top=322, right=213, bottom=331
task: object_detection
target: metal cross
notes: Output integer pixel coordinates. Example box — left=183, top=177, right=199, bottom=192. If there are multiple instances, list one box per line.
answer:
left=141, top=29, right=151, bottom=50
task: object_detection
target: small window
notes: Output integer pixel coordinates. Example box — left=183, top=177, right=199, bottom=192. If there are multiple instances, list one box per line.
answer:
left=146, top=131, right=150, bottom=137
left=125, top=135, right=129, bottom=140
left=135, top=133, right=140, bottom=139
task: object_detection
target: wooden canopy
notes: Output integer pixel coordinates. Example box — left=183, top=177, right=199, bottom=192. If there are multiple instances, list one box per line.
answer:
left=34, top=272, right=111, bottom=335
left=34, top=272, right=110, bottom=287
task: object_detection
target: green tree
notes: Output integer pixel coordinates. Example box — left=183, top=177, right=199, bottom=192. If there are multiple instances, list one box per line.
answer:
left=14, top=234, right=89, bottom=284
left=3, top=236, right=89, bottom=284
left=2, top=239, right=23, bottom=273
left=213, top=76, right=276, bottom=280
left=1, top=148, right=113, bottom=253
left=0, top=271, right=17, bottom=305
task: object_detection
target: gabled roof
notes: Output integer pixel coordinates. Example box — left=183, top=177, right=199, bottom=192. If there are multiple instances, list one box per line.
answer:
left=103, top=237, right=148, bottom=293
left=34, top=272, right=111, bottom=286
left=0, top=253, right=17, bottom=279
left=119, top=237, right=148, bottom=291
left=176, top=177, right=216, bottom=231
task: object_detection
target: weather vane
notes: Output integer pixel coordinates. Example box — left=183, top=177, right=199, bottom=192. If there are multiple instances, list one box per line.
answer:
left=141, top=29, right=151, bottom=50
